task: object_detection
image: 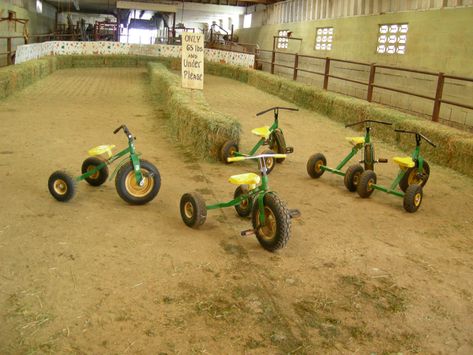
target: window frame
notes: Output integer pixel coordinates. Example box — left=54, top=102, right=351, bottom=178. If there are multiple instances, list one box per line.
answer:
left=277, top=29, right=289, bottom=49
left=315, top=26, right=334, bottom=51
left=376, top=23, right=409, bottom=55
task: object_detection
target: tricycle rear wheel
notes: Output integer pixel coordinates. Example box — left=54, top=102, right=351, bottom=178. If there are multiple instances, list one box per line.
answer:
left=180, top=192, right=207, bottom=227
left=344, top=164, right=364, bottom=192
left=48, top=171, right=76, bottom=202
left=357, top=170, right=377, bottom=198
left=81, top=157, right=109, bottom=186
left=306, top=153, right=327, bottom=178
left=115, top=160, right=160, bottom=205
left=251, top=192, right=291, bottom=252
left=234, top=185, right=252, bottom=217
left=220, top=140, right=239, bottom=164
left=403, top=184, right=423, bottom=213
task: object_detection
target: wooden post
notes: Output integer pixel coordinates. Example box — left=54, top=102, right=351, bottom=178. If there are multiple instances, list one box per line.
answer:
left=367, top=64, right=376, bottom=102
left=323, top=57, right=331, bottom=90
left=293, top=53, right=299, bottom=81
left=271, top=36, right=276, bottom=74
left=7, top=37, right=12, bottom=65
left=432, top=72, right=445, bottom=122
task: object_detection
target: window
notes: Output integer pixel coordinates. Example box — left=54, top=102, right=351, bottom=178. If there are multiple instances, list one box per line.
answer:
left=243, top=14, right=252, bottom=29
left=315, top=27, right=333, bottom=51
left=377, top=23, right=408, bottom=55
left=36, top=0, right=43, bottom=13
left=277, top=30, right=289, bottom=49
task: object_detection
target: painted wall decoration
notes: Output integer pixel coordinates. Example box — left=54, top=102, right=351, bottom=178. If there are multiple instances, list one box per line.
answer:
left=15, top=41, right=255, bottom=68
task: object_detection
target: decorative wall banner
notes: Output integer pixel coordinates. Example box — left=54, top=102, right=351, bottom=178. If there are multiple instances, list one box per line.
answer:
left=181, top=32, right=204, bottom=90
left=14, top=41, right=255, bottom=69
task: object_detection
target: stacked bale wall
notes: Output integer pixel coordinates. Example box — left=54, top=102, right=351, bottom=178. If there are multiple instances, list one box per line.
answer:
left=1, top=56, right=472, bottom=176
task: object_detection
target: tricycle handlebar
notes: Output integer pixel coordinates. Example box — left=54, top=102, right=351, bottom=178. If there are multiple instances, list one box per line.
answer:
left=394, top=129, right=437, bottom=148
left=345, top=119, right=393, bottom=128
left=256, top=106, right=299, bottom=117
left=227, top=153, right=287, bottom=162
left=113, top=124, right=133, bottom=139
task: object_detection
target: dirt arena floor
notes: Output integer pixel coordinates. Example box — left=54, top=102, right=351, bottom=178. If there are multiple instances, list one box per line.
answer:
left=0, top=68, right=472, bottom=354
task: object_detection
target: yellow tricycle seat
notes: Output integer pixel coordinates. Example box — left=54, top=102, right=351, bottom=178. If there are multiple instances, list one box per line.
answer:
left=88, top=144, right=116, bottom=158
left=345, top=136, right=365, bottom=147
left=393, top=156, right=415, bottom=169
left=228, top=173, right=261, bottom=187
left=251, top=126, right=271, bottom=139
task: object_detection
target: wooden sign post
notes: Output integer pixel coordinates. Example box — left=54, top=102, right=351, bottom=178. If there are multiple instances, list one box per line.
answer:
left=181, top=32, right=204, bottom=90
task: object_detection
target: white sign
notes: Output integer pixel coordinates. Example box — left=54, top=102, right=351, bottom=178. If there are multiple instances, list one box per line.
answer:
left=181, top=32, right=204, bottom=90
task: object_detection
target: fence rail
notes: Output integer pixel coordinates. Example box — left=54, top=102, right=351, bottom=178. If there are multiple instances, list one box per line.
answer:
left=256, top=49, right=473, bottom=126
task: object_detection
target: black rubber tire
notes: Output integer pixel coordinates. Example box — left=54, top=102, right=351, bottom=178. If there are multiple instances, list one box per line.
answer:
left=115, top=159, right=160, bottom=205
left=48, top=171, right=76, bottom=202
left=180, top=192, right=207, bottom=228
left=269, top=129, right=286, bottom=163
left=260, top=149, right=276, bottom=175
left=234, top=185, right=252, bottom=217
left=251, top=192, right=291, bottom=252
left=399, top=161, right=430, bottom=192
left=403, top=184, right=423, bottom=213
left=357, top=170, right=377, bottom=198
left=81, top=157, right=109, bottom=186
left=344, top=164, right=364, bottom=192
left=364, top=143, right=375, bottom=171
left=220, top=140, right=239, bottom=164
left=306, top=153, right=327, bottom=179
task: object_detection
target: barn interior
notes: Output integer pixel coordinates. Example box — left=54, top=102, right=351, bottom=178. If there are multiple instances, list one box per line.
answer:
left=1, top=0, right=472, bottom=353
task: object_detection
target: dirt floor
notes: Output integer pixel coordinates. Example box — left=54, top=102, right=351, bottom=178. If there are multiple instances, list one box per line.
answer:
left=0, top=68, right=472, bottom=354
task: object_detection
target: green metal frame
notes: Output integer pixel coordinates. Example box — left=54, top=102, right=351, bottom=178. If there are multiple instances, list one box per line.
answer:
left=206, top=164, right=271, bottom=225
left=234, top=108, right=286, bottom=158
left=320, top=120, right=392, bottom=177
left=368, top=134, right=428, bottom=199
left=75, top=134, right=143, bottom=185
left=321, top=125, right=372, bottom=176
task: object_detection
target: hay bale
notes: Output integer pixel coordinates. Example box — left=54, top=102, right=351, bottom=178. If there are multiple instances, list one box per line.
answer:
left=448, top=137, right=473, bottom=177
left=247, top=70, right=283, bottom=96
left=393, top=118, right=471, bottom=167
left=148, top=62, right=240, bottom=160
left=56, top=55, right=73, bottom=69
left=0, top=57, right=58, bottom=100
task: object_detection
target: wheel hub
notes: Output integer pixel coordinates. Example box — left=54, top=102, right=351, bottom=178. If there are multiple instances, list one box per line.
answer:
left=53, top=179, right=67, bottom=195
left=184, top=201, right=194, bottom=218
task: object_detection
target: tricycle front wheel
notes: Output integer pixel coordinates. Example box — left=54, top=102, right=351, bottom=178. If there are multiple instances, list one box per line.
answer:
left=115, top=160, right=160, bottom=205
left=251, top=192, right=291, bottom=252
left=48, top=171, right=76, bottom=202
left=180, top=192, right=207, bottom=228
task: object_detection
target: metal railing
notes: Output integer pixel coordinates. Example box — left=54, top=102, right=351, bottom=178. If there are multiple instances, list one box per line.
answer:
left=256, top=49, right=473, bottom=125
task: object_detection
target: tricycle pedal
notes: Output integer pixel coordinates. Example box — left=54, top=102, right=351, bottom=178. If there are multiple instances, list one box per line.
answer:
left=378, top=158, right=388, bottom=163
left=289, top=209, right=301, bottom=219
left=285, top=146, right=294, bottom=154
left=240, top=229, right=256, bottom=237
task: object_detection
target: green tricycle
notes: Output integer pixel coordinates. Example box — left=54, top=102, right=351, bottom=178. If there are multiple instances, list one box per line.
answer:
left=179, top=153, right=301, bottom=252
left=48, top=125, right=161, bottom=204
left=220, top=106, right=299, bottom=174
left=356, top=129, right=436, bottom=212
left=307, top=119, right=392, bottom=191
